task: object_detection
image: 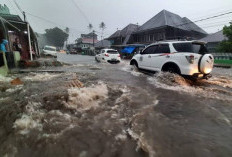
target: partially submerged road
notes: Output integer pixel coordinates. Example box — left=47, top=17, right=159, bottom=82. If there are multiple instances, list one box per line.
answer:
left=0, top=54, right=232, bottom=157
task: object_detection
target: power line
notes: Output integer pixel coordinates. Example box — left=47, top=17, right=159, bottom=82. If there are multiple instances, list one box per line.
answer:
left=25, top=12, right=86, bottom=33
left=69, top=0, right=90, bottom=24
left=7, top=0, right=22, bottom=17
left=191, top=8, right=232, bottom=21
left=177, top=11, right=232, bottom=27
left=12, top=0, right=23, bottom=14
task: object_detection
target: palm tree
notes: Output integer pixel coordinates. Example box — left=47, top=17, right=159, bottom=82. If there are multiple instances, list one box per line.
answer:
left=88, top=23, right=93, bottom=32
left=99, top=22, right=106, bottom=41
left=64, top=27, right=69, bottom=49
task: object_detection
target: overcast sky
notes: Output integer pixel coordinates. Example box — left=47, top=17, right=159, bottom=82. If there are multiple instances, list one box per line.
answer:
left=1, top=0, right=232, bottom=43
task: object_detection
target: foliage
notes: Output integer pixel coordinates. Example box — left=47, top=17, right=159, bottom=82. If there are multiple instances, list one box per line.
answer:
left=217, top=22, right=232, bottom=52
left=99, top=22, right=106, bottom=30
left=88, top=24, right=93, bottom=32
left=44, top=27, right=69, bottom=48
left=65, top=27, right=70, bottom=34
left=99, top=22, right=106, bottom=40
left=223, top=22, right=232, bottom=41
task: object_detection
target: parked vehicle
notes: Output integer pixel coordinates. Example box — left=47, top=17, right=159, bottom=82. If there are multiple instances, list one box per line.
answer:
left=130, top=41, right=214, bottom=79
left=42, top=46, right=57, bottom=57
left=95, top=49, right=121, bottom=63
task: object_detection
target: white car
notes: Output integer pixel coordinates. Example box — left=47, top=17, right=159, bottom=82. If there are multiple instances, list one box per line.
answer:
left=130, top=41, right=214, bottom=79
left=95, top=49, right=121, bottom=63
left=42, top=46, right=57, bottom=57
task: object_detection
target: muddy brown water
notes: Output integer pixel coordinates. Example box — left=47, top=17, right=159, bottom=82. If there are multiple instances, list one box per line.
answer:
left=0, top=54, right=232, bottom=157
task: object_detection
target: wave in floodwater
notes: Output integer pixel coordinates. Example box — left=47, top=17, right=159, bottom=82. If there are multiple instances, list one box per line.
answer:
left=64, top=82, right=108, bottom=110
left=121, top=65, right=143, bottom=77
left=23, top=72, right=61, bottom=81
left=122, top=65, right=232, bottom=101
left=148, top=72, right=232, bottom=101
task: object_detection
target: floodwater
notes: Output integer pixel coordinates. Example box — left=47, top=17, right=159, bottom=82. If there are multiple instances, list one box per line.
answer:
left=0, top=54, right=232, bottom=157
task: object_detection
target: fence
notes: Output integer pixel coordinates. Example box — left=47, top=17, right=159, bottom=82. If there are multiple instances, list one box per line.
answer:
left=211, top=53, right=232, bottom=60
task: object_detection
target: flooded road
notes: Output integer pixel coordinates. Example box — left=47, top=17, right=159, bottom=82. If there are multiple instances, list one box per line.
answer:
left=0, top=54, right=232, bottom=157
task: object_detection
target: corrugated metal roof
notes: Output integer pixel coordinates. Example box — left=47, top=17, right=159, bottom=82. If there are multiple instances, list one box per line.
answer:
left=137, top=10, right=207, bottom=34
left=108, top=30, right=121, bottom=39
left=0, top=13, right=22, bottom=22
left=120, top=24, right=139, bottom=37
left=201, top=30, right=228, bottom=43
left=108, top=24, right=139, bottom=39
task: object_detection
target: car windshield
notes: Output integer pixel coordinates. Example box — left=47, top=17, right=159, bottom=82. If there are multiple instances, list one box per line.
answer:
left=44, top=47, right=56, bottom=51
left=173, top=43, right=208, bottom=54
left=107, top=50, right=118, bottom=54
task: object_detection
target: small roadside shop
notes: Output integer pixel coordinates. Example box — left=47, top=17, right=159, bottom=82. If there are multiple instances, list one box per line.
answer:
left=0, top=13, right=39, bottom=75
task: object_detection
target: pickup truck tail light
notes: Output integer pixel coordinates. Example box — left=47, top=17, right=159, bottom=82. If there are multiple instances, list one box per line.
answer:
left=185, top=55, right=194, bottom=64
left=105, top=53, right=109, bottom=57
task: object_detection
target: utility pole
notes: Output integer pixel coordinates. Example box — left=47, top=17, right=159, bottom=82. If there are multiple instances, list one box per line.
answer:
left=92, top=30, right=95, bottom=47
left=92, top=30, right=95, bottom=55
left=23, top=11, right=26, bottom=22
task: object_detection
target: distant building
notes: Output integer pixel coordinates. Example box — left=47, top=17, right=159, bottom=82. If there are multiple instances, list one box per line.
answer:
left=201, top=30, right=227, bottom=52
left=132, top=10, right=207, bottom=44
left=108, top=24, right=139, bottom=46
left=95, top=40, right=112, bottom=49
left=75, top=32, right=98, bottom=50
left=108, top=10, right=208, bottom=46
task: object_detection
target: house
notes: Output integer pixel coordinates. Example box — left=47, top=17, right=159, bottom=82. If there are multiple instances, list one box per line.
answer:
left=0, top=5, right=39, bottom=60
left=201, top=30, right=227, bottom=52
left=0, top=4, right=39, bottom=75
left=108, top=24, right=139, bottom=46
left=131, top=10, right=208, bottom=44
left=75, top=32, right=98, bottom=50
left=95, top=40, right=112, bottom=49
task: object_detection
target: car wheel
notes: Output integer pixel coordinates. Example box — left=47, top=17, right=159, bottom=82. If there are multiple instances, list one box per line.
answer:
left=95, top=57, right=99, bottom=62
left=162, top=63, right=181, bottom=75
left=167, top=66, right=180, bottom=74
left=131, top=60, right=139, bottom=71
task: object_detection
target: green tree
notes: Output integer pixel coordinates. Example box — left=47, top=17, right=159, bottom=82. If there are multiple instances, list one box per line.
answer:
left=44, top=27, right=69, bottom=49
left=88, top=23, right=93, bottom=32
left=217, top=22, right=232, bottom=52
left=99, top=22, right=106, bottom=40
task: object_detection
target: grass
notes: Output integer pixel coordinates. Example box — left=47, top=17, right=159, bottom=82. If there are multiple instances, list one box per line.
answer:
left=214, top=59, right=232, bottom=65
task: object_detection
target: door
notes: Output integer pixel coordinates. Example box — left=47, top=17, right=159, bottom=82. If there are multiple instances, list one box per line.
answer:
left=139, top=45, right=157, bottom=70
left=149, top=44, right=171, bottom=70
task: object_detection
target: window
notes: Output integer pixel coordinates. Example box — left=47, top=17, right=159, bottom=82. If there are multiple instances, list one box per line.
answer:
left=107, top=50, right=118, bottom=54
left=173, top=43, right=208, bottom=54
left=141, top=45, right=157, bottom=55
left=154, top=44, right=170, bottom=54
left=44, top=46, right=56, bottom=51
